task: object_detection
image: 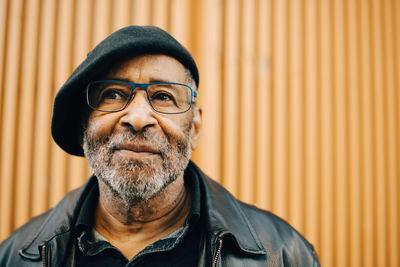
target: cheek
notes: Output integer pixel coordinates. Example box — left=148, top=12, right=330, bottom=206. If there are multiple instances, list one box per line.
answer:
left=157, top=115, right=193, bottom=141
left=87, top=120, right=102, bottom=133
left=86, top=114, right=117, bottom=139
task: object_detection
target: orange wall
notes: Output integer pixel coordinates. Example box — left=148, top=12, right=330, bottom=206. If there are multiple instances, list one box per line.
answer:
left=0, top=0, right=399, bottom=266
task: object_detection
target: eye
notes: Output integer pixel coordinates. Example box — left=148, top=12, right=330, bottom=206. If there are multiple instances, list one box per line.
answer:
left=151, top=91, right=175, bottom=102
left=101, top=88, right=127, bottom=100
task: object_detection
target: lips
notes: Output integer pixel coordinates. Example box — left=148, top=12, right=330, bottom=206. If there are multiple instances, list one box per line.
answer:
left=113, top=144, right=161, bottom=155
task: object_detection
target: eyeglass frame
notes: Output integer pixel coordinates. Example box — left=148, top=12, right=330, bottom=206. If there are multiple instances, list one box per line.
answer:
left=85, top=79, right=198, bottom=114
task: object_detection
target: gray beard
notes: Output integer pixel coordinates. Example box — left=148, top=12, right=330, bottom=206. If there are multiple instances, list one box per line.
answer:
left=82, top=128, right=192, bottom=203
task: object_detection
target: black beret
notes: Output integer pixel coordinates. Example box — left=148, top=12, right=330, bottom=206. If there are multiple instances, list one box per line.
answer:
left=51, top=25, right=199, bottom=156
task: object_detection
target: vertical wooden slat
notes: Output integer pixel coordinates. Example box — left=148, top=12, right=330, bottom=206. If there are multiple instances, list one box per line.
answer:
left=272, top=0, right=288, bottom=217
left=332, top=0, right=349, bottom=266
left=0, top=0, right=8, bottom=224
left=304, top=0, right=319, bottom=245
left=390, top=1, right=400, bottom=266
left=384, top=1, right=399, bottom=265
left=71, top=0, right=93, bottom=65
left=347, top=0, right=362, bottom=265
left=371, top=0, right=387, bottom=265
left=0, top=0, right=9, bottom=126
left=355, top=2, right=366, bottom=267
left=112, top=0, right=131, bottom=31
left=170, top=0, right=190, bottom=45
left=314, top=0, right=323, bottom=253
left=238, top=0, right=255, bottom=203
left=287, top=0, right=304, bottom=233
left=221, top=0, right=239, bottom=196
left=92, top=0, right=112, bottom=46
left=268, top=0, right=276, bottom=213
left=319, top=0, right=334, bottom=265
left=0, top=0, right=23, bottom=238
left=31, top=0, right=57, bottom=217
left=255, top=0, right=271, bottom=209
left=380, top=0, right=394, bottom=265
left=14, top=0, right=40, bottom=229
left=361, top=0, right=375, bottom=265
left=72, top=0, right=93, bottom=60
left=152, top=0, right=169, bottom=30
left=132, top=0, right=151, bottom=25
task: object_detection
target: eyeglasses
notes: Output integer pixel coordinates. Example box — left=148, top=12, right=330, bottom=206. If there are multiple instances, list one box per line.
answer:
left=86, top=80, right=197, bottom=114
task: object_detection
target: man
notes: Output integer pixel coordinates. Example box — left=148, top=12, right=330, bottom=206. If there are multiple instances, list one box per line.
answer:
left=0, top=26, right=320, bottom=266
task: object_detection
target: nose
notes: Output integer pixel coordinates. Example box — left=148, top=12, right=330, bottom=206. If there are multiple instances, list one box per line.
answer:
left=119, top=90, right=157, bottom=131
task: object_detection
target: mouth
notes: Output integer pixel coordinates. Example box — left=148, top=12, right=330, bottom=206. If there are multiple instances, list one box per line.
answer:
left=113, top=144, right=161, bottom=159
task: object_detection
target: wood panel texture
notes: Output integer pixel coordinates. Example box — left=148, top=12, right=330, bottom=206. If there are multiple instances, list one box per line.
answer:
left=0, top=0, right=399, bottom=266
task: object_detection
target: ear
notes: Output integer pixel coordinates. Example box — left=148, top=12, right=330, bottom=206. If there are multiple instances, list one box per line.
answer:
left=190, top=106, right=202, bottom=150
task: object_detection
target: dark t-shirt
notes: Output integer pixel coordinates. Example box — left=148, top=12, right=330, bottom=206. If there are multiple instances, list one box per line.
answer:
left=74, top=169, right=203, bottom=267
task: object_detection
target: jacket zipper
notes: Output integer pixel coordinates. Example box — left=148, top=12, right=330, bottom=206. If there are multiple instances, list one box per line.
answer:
left=212, top=238, right=223, bottom=267
left=41, top=244, right=47, bottom=267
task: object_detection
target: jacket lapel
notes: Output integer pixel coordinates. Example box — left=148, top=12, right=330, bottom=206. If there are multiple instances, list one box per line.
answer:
left=189, top=161, right=266, bottom=256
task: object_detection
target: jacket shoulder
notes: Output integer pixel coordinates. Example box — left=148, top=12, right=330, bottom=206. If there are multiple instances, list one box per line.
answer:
left=0, top=183, right=88, bottom=265
left=0, top=210, right=50, bottom=265
left=189, top=161, right=320, bottom=266
left=238, top=201, right=320, bottom=266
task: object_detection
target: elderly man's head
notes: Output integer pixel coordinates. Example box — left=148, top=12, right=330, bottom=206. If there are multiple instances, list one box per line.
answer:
left=51, top=26, right=200, bottom=156
left=82, top=54, right=201, bottom=202
left=51, top=26, right=202, bottom=202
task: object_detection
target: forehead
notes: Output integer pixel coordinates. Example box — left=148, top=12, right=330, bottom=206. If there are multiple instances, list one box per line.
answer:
left=105, top=54, right=188, bottom=82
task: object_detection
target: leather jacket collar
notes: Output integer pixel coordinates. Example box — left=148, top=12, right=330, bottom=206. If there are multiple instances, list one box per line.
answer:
left=191, top=162, right=266, bottom=256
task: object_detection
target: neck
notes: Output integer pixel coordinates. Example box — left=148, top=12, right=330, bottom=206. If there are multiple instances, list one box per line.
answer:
left=94, top=175, right=191, bottom=259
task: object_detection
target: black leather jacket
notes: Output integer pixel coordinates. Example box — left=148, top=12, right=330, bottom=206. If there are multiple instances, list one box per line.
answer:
left=0, top=161, right=320, bottom=266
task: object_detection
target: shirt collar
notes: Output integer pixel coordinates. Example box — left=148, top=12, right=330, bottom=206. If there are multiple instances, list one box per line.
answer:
left=183, top=166, right=201, bottom=225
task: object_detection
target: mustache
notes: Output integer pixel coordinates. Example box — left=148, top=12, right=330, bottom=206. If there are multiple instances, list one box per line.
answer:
left=105, top=130, right=169, bottom=153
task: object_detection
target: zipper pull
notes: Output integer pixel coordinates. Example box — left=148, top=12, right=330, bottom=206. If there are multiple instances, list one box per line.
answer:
left=41, top=244, right=47, bottom=267
left=212, top=238, right=223, bottom=267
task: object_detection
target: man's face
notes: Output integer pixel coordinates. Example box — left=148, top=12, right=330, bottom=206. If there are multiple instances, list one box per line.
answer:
left=82, top=54, right=201, bottom=202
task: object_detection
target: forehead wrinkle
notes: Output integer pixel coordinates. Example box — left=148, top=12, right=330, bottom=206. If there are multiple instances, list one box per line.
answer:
left=104, top=55, right=188, bottom=84
left=105, top=58, right=143, bottom=82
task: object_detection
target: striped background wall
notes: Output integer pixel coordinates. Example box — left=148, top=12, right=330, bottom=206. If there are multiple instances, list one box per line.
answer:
left=0, top=0, right=399, bottom=266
